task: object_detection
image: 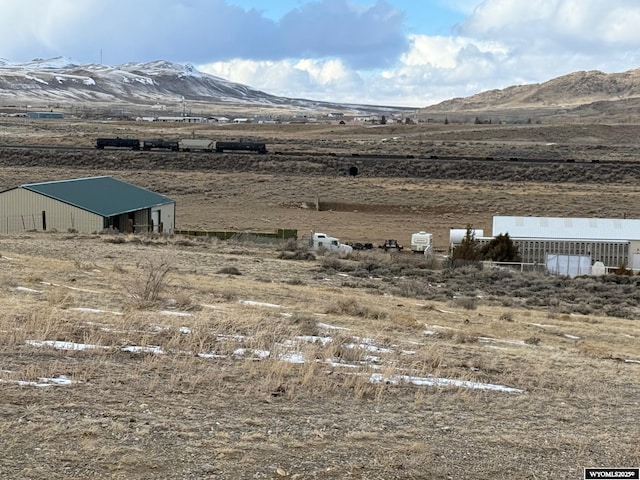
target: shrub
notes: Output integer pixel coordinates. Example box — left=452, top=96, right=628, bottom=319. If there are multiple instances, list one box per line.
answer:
left=452, top=296, right=478, bottom=310
left=278, top=250, right=316, bottom=260
left=479, top=233, right=521, bottom=262
left=325, top=297, right=388, bottom=320
left=217, top=266, right=242, bottom=275
left=125, top=254, right=175, bottom=305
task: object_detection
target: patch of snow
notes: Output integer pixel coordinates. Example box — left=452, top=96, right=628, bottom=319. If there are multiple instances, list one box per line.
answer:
left=179, top=327, right=192, bottom=334
left=159, top=310, right=192, bottom=317
left=564, top=334, right=580, bottom=340
left=15, top=286, right=42, bottom=294
left=291, top=335, right=333, bottom=345
left=325, top=360, right=361, bottom=368
left=528, top=322, right=557, bottom=328
left=363, top=355, right=381, bottom=362
left=280, top=352, right=306, bottom=364
left=239, top=300, right=281, bottom=308
left=370, top=373, right=524, bottom=393
left=345, top=342, right=392, bottom=354
left=121, top=345, right=164, bottom=355
left=197, top=352, right=226, bottom=359
left=26, top=340, right=108, bottom=351
left=316, top=322, right=349, bottom=330
left=22, top=56, right=80, bottom=69
left=25, top=74, right=48, bottom=85
left=4, top=375, right=75, bottom=387
left=233, top=348, right=270, bottom=359
left=624, top=358, right=640, bottom=364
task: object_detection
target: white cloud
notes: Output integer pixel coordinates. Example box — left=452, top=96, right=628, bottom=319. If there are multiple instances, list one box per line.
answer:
left=200, top=58, right=365, bottom=103
left=3, top=0, right=640, bottom=107
left=459, top=0, right=640, bottom=48
left=401, top=35, right=508, bottom=69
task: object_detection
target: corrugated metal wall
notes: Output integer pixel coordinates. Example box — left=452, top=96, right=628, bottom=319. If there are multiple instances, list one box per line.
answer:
left=0, top=188, right=103, bottom=234
left=155, top=203, right=175, bottom=232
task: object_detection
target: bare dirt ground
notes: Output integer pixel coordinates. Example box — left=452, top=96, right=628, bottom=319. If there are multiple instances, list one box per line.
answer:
left=0, top=117, right=639, bottom=479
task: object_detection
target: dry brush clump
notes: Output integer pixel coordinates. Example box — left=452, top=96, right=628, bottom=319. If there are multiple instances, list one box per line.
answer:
left=122, top=253, right=177, bottom=307
left=324, top=297, right=389, bottom=320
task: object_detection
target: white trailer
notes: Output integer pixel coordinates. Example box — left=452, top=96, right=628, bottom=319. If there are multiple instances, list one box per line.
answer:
left=410, top=231, right=434, bottom=255
left=309, top=232, right=353, bottom=254
left=178, top=139, right=215, bottom=152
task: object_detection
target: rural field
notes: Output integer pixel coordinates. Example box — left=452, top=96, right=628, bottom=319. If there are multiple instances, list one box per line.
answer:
left=0, top=117, right=639, bottom=479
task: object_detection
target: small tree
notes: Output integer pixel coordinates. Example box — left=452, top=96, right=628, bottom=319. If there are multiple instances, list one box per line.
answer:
left=449, top=225, right=481, bottom=267
left=380, top=115, right=387, bottom=125
left=480, top=233, right=521, bottom=262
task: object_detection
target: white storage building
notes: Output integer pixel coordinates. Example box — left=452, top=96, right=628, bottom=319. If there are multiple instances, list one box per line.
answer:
left=491, top=216, right=640, bottom=270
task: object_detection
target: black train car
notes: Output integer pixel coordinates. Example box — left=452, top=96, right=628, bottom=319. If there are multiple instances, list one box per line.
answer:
left=142, top=139, right=179, bottom=151
left=215, top=141, right=267, bottom=154
left=96, top=138, right=141, bottom=150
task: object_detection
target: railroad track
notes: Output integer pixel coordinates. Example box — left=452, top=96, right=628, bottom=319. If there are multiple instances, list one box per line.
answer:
left=0, top=143, right=631, bottom=165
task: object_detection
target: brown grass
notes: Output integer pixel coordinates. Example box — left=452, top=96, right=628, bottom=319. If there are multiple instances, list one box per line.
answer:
left=0, top=119, right=639, bottom=479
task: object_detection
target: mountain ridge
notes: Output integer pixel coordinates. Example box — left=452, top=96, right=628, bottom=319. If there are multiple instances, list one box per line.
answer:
left=421, top=68, right=640, bottom=116
left=0, top=56, right=407, bottom=115
left=2, top=57, right=640, bottom=119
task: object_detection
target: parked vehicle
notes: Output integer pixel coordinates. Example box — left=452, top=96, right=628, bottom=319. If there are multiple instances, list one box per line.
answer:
left=379, top=239, right=403, bottom=252
left=178, top=139, right=215, bottom=152
left=410, top=231, right=434, bottom=255
left=345, top=241, right=374, bottom=250
left=96, top=138, right=140, bottom=150
left=309, top=232, right=353, bottom=254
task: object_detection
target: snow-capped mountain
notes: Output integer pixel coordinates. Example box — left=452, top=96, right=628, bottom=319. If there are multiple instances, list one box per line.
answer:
left=0, top=56, right=406, bottom=114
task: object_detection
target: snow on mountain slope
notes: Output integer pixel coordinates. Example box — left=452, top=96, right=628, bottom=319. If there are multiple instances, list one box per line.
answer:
left=0, top=56, right=404, bottom=113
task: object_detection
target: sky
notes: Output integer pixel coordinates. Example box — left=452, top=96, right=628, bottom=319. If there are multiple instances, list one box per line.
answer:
left=2, top=0, right=640, bottom=107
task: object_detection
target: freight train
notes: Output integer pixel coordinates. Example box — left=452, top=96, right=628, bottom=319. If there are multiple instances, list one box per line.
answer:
left=95, top=137, right=268, bottom=154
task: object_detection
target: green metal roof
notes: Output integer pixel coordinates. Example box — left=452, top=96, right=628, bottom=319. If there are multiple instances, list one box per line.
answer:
left=22, top=176, right=174, bottom=217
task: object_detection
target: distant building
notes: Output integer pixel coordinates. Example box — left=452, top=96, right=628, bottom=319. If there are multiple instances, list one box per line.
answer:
left=27, top=112, right=64, bottom=119
left=155, top=116, right=209, bottom=123
left=488, top=216, right=640, bottom=271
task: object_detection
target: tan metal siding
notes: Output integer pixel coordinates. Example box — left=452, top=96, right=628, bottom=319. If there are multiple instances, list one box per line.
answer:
left=0, top=188, right=103, bottom=234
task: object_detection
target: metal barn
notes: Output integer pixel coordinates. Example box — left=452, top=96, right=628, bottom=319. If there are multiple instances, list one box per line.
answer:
left=0, top=176, right=175, bottom=234
left=492, top=216, right=640, bottom=270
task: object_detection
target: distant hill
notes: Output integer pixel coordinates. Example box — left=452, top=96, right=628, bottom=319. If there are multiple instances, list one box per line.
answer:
left=419, top=68, right=640, bottom=121
left=0, top=57, right=410, bottom=115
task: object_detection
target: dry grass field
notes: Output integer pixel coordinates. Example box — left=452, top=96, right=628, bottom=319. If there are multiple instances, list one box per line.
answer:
left=0, top=117, right=639, bottom=479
